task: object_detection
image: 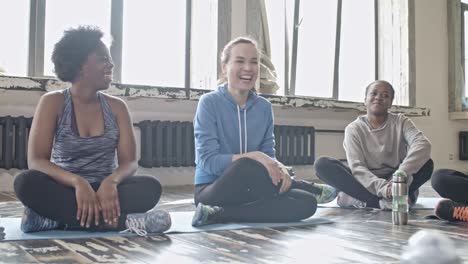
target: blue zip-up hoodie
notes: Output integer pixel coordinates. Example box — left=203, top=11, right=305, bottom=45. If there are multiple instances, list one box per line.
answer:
left=194, top=84, right=276, bottom=185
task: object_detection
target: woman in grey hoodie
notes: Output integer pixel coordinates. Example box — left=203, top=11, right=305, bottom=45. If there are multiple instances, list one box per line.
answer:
left=314, top=80, right=433, bottom=209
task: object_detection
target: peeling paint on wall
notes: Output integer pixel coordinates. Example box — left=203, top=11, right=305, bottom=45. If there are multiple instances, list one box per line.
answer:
left=0, top=75, right=430, bottom=116
left=189, top=88, right=211, bottom=100
left=0, top=76, right=45, bottom=90
left=45, top=79, right=68, bottom=91
left=127, top=86, right=186, bottom=99
left=262, top=94, right=430, bottom=116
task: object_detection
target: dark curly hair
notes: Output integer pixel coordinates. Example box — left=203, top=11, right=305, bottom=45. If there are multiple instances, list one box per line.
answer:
left=52, top=25, right=104, bottom=82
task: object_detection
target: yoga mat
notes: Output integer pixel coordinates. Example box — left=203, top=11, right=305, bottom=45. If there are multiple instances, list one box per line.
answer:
left=318, top=197, right=441, bottom=209
left=163, top=197, right=441, bottom=210
left=163, top=198, right=194, bottom=205
left=0, top=212, right=333, bottom=242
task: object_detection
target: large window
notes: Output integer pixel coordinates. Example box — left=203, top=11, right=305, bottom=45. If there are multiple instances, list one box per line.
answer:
left=0, top=0, right=217, bottom=91
left=295, top=1, right=337, bottom=98
left=1, top=1, right=415, bottom=107
left=0, top=1, right=30, bottom=76
left=122, top=1, right=185, bottom=87
left=264, top=0, right=290, bottom=96
left=339, top=0, right=375, bottom=102
left=265, top=0, right=376, bottom=103
left=191, top=0, right=218, bottom=90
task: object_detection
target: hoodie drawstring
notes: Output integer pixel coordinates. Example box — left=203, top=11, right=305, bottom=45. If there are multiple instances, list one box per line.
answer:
left=237, top=105, right=247, bottom=154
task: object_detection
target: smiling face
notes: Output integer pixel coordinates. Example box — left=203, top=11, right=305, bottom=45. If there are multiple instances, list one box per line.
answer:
left=364, top=82, right=394, bottom=116
left=222, top=42, right=259, bottom=94
left=79, top=41, right=114, bottom=91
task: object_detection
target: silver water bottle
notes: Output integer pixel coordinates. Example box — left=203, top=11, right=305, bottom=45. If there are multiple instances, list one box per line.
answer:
left=392, top=170, right=408, bottom=225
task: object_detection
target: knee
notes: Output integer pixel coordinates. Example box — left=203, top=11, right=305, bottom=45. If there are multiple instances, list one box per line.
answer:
left=427, top=159, right=434, bottom=168
left=231, top=157, right=268, bottom=177
left=290, top=191, right=318, bottom=219
left=146, top=177, right=162, bottom=203
left=234, top=157, right=262, bottom=169
left=14, top=170, right=44, bottom=198
left=140, top=178, right=162, bottom=211
left=131, top=176, right=162, bottom=209
left=423, top=159, right=434, bottom=175
left=431, top=169, right=452, bottom=194
left=314, top=156, right=335, bottom=177
left=417, top=159, right=433, bottom=182
left=301, top=195, right=318, bottom=219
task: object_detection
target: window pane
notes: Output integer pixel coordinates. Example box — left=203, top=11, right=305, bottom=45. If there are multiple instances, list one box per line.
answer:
left=122, top=0, right=185, bottom=87
left=191, top=0, right=218, bottom=90
left=295, top=1, right=337, bottom=98
left=265, top=0, right=290, bottom=95
left=44, top=0, right=111, bottom=77
left=339, top=0, right=375, bottom=102
left=0, top=1, right=29, bottom=76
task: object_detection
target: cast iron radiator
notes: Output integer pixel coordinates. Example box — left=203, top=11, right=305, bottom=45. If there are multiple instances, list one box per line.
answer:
left=136, top=120, right=316, bottom=168
left=274, top=125, right=315, bottom=165
left=136, top=120, right=195, bottom=167
left=0, top=117, right=320, bottom=169
left=0, top=116, right=32, bottom=169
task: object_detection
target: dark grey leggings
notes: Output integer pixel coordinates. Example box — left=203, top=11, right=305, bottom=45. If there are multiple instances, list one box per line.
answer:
left=14, top=170, right=162, bottom=230
left=195, top=158, right=317, bottom=223
left=432, top=169, right=468, bottom=204
left=314, top=157, right=434, bottom=208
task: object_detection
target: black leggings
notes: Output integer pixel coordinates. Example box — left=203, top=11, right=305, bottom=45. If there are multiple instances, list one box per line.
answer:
left=314, top=157, right=434, bottom=208
left=194, top=158, right=317, bottom=223
left=432, top=169, right=468, bottom=204
left=14, top=170, right=162, bottom=230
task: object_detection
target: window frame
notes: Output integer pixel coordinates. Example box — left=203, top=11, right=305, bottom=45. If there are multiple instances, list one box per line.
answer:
left=19, top=0, right=416, bottom=107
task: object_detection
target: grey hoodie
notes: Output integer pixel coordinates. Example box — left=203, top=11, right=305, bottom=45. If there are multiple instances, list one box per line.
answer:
left=343, top=113, right=431, bottom=198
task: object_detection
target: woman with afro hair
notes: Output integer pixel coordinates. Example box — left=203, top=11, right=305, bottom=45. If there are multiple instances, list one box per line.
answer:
left=14, top=26, right=171, bottom=236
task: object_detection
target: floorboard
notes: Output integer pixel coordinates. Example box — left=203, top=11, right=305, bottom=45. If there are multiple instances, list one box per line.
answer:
left=0, top=183, right=467, bottom=263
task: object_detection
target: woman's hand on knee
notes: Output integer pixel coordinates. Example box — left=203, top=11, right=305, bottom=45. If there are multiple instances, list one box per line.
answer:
left=277, top=162, right=293, bottom=193
left=249, top=151, right=284, bottom=186
left=72, top=176, right=100, bottom=228
left=97, top=178, right=121, bottom=226
left=279, top=172, right=292, bottom=193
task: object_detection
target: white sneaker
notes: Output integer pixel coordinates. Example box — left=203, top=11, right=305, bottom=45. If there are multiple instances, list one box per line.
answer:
left=379, top=198, right=392, bottom=211
left=336, top=192, right=367, bottom=209
left=121, top=209, right=171, bottom=237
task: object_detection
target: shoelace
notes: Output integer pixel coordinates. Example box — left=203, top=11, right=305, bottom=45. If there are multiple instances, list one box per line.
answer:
left=120, top=218, right=148, bottom=237
left=353, top=202, right=367, bottom=209
left=453, top=206, right=468, bottom=221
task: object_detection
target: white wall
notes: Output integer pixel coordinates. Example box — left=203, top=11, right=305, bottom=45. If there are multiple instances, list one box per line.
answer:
left=413, top=0, right=468, bottom=172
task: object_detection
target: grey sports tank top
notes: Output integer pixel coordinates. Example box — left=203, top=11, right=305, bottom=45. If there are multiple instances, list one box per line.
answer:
left=50, top=88, right=119, bottom=183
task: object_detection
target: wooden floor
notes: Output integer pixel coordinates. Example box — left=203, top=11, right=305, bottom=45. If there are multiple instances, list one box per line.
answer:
left=0, top=184, right=467, bottom=264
